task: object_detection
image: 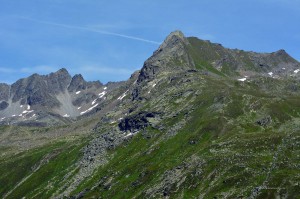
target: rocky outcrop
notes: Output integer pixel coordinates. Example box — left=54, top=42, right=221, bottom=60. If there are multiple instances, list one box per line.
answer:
left=72, top=92, right=97, bottom=106
left=137, top=31, right=195, bottom=84
left=118, top=112, right=158, bottom=132
left=0, top=83, right=10, bottom=101
left=132, top=31, right=195, bottom=100
left=68, top=74, right=102, bottom=93
left=68, top=74, right=87, bottom=92
left=256, top=116, right=272, bottom=127
left=10, top=73, right=60, bottom=107
left=46, top=68, right=72, bottom=94
left=0, top=101, right=9, bottom=111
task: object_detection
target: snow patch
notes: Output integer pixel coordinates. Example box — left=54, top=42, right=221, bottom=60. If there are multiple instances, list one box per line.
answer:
left=294, top=69, right=300, bottom=74
left=22, top=110, right=34, bottom=114
left=80, top=103, right=99, bottom=115
left=282, top=67, right=286, bottom=70
left=76, top=91, right=81, bottom=94
left=27, top=105, right=30, bottom=110
left=124, top=133, right=133, bottom=138
left=77, top=107, right=81, bottom=110
left=118, top=90, right=129, bottom=100
left=152, top=83, right=157, bottom=88
left=1, top=117, right=5, bottom=121
left=104, top=87, right=107, bottom=90
left=268, top=72, right=273, bottom=76
left=12, top=115, right=16, bottom=117
left=63, top=114, right=70, bottom=117
left=20, top=105, right=23, bottom=108
left=238, top=78, right=247, bottom=82
left=98, top=91, right=106, bottom=98
left=92, top=99, right=97, bottom=105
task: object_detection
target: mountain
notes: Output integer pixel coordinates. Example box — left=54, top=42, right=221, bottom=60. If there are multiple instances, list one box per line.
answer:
left=0, top=68, right=109, bottom=126
left=1, top=31, right=300, bottom=198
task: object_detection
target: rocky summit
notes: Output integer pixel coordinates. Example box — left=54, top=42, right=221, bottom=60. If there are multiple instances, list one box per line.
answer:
left=0, top=31, right=300, bottom=198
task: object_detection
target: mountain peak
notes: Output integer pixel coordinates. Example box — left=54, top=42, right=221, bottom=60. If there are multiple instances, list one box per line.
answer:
left=57, top=67, right=69, bottom=73
left=273, top=49, right=291, bottom=57
left=158, top=30, right=188, bottom=51
left=270, top=49, right=299, bottom=64
left=68, top=74, right=86, bottom=92
left=167, top=30, right=185, bottom=39
left=73, top=74, right=84, bottom=80
left=52, top=67, right=71, bottom=77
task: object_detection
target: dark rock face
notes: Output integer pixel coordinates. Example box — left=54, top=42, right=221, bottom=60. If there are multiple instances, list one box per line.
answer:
left=26, top=89, right=59, bottom=107
left=88, top=81, right=102, bottom=89
left=0, top=101, right=9, bottom=111
left=46, top=68, right=72, bottom=94
left=10, top=68, right=72, bottom=105
left=0, top=83, right=10, bottom=101
left=118, top=112, right=157, bottom=132
left=68, top=74, right=102, bottom=92
left=72, top=92, right=97, bottom=106
left=10, top=74, right=60, bottom=107
left=68, top=74, right=87, bottom=92
left=256, top=116, right=272, bottom=127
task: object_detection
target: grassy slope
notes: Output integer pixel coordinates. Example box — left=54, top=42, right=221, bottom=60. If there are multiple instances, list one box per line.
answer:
left=71, top=76, right=300, bottom=198
left=0, top=137, right=88, bottom=199
left=1, top=75, right=300, bottom=198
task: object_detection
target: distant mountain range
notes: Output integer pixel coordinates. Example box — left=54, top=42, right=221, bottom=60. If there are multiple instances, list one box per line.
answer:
left=1, top=31, right=300, bottom=198
left=0, top=68, right=112, bottom=126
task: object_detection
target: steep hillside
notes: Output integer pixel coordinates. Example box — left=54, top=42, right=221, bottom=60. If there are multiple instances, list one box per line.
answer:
left=1, top=31, right=300, bottom=198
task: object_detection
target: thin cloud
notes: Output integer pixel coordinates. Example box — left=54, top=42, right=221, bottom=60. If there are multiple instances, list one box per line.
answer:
left=17, top=16, right=161, bottom=45
left=74, top=65, right=137, bottom=75
left=0, top=65, right=59, bottom=74
left=0, top=67, right=17, bottom=73
left=20, top=65, right=60, bottom=74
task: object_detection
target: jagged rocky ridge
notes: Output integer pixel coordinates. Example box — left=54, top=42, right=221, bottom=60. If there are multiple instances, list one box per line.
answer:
left=0, top=68, right=109, bottom=126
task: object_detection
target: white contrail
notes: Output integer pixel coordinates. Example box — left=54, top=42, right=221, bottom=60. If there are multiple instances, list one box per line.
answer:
left=18, top=16, right=161, bottom=45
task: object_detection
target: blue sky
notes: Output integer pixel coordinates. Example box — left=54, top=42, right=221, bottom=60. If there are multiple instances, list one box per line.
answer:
left=0, top=0, right=299, bottom=84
